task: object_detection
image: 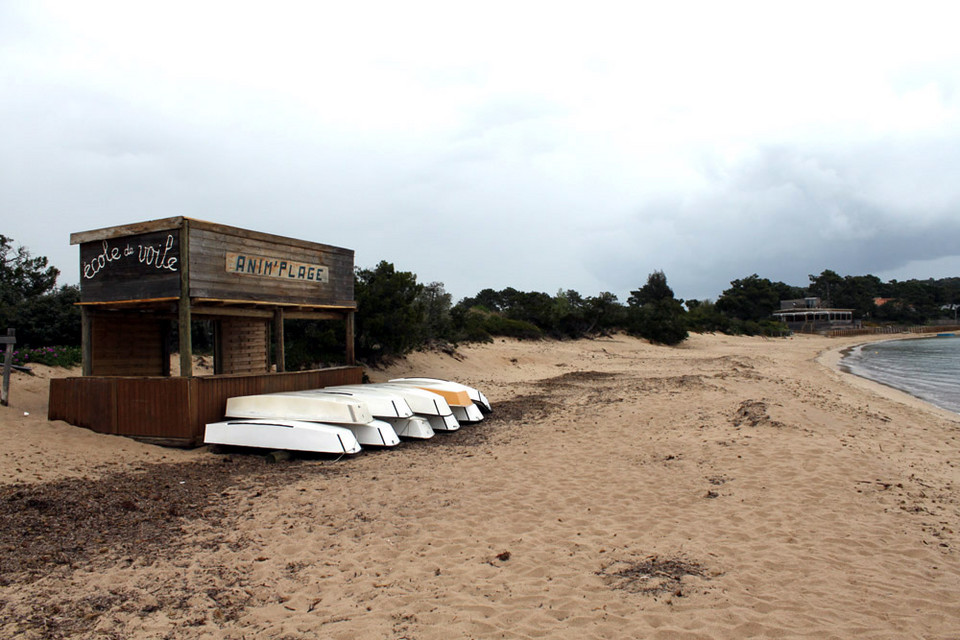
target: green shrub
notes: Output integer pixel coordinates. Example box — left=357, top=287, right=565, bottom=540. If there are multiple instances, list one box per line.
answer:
left=354, top=261, right=427, bottom=362
left=725, top=318, right=790, bottom=337
left=488, top=315, right=543, bottom=340
left=10, top=345, right=81, bottom=368
left=456, top=307, right=542, bottom=341
left=626, top=299, right=689, bottom=345
left=283, top=319, right=346, bottom=370
left=684, top=300, right=731, bottom=333
left=626, top=271, right=688, bottom=346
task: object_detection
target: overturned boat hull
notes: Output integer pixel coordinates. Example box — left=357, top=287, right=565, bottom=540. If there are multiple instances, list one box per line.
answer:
left=451, top=403, right=485, bottom=423
left=383, top=380, right=483, bottom=424
left=291, top=387, right=415, bottom=420
left=382, top=415, right=435, bottom=439
left=389, top=377, right=492, bottom=413
left=297, top=387, right=434, bottom=439
left=380, top=379, right=471, bottom=407
left=343, top=419, right=401, bottom=447
left=339, top=384, right=460, bottom=431
left=225, top=393, right=373, bottom=425
left=424, top=413, right=460, bottom=431
left=225, top=392, right=400, bottom=447
left=204, top=419, right=362, bottom=454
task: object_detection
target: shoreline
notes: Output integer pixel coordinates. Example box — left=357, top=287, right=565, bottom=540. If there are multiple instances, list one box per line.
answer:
left=825, top=334, right=960, bottom=419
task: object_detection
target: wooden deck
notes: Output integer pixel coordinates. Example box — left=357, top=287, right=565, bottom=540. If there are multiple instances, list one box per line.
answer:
left=48, top=366, right=363, bottom=446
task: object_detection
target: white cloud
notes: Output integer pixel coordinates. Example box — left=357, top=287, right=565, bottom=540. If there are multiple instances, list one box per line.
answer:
left=3, top=0, right=960, bottom=302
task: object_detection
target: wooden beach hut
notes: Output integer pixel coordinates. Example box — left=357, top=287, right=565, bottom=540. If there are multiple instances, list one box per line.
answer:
left=48, top=217, right=363, bottom=445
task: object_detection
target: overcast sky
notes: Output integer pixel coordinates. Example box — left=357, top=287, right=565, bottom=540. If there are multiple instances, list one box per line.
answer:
left=3, top=1, right=960, bottom=303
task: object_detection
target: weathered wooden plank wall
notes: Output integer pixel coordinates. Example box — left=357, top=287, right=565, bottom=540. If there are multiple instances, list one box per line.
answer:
left=91, top=315, right=167, bottom=376
left=187, top=223, right=355, bottom=307
left=116, top=378, right=193, bottom=439
left=48, top=377, right=120, bottom=433
left=74, top=218, right=355, bottom=309
left=219, top=318, right=270, bottom=374
left=48, top=367, right=364, bottom=445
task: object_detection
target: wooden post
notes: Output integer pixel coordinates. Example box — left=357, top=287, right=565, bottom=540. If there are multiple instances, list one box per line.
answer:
left=1, top=329, right=15, bottom=407
left=178, top=220, right=193, bottom=377
left=213, top=320, right=223, bottom=375
left=161, top=319, right=172, bottom=377
left=81, top=307, right=92, bottom=376
left=273, top=308, right=285, bottom=372
left=345, top=311, right=355, bottom=365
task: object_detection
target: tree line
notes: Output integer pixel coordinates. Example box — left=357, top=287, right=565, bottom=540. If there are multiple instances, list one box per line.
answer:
left=0, top=235, right=81, bottom=349
left=3, top=236, right=959, bottom=367
left=286, top=263, right=960, bottom=366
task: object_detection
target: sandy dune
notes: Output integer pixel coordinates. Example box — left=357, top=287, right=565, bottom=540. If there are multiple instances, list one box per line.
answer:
left=1, top=333, right=958, bottom=638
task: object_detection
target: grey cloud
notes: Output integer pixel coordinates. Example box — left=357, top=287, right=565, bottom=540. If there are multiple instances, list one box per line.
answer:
left=587, top=142, right=960, bottom=300
left=5, top=4, right=960, bottom=308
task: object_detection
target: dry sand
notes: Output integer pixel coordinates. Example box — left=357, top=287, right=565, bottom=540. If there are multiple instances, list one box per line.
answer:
left=1, top=333, right=958, bottom=639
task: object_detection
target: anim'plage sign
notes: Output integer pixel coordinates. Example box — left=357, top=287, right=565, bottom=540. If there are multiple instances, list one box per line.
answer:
left=226, top=253, right=329, bottom=284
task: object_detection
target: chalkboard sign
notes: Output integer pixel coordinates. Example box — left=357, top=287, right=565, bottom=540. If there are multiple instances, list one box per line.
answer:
left=72, top=217, right=355, bottom=307
left=79, top=229, right=181, bottom=302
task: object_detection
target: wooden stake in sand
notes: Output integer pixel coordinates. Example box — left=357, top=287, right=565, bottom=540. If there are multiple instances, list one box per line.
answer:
left=1, top=329, right=14, bottom=407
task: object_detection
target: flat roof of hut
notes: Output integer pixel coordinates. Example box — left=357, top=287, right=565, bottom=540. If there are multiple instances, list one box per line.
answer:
left=49, top=217, right=363, bottom=445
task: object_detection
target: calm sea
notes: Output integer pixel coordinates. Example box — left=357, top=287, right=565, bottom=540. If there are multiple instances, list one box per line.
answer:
left=842, top=335, right=960, bottom=414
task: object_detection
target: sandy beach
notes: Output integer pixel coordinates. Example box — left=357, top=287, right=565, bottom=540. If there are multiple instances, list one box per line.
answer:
left=1, top=332, right=958, bottom=639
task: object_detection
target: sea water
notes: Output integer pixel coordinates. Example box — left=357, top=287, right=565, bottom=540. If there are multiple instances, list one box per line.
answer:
left=842, top=335, right=960, bottom=414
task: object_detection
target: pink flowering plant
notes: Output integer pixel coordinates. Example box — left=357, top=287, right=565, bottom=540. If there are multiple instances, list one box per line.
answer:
left=10, top=346, right=81, bottom=368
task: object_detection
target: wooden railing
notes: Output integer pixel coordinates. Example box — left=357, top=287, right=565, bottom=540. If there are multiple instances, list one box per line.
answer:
left=825, top=325, right=960, bottom=338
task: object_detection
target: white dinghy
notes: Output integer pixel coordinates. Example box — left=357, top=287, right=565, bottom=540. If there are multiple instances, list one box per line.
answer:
left=389, top=378, right=492, bottom=414
left=355, top=384, right=461, bottom=431
left=290, top=388, right=435, bottom=440
left=380, top=379, right=484, bottom=424
left=204, top=418, right=362, bottom=455
left=224, top=392, right=400, bottom=447
left=338, top=418, right=401, bottom=447
left=226, top=393, right=373, bottom=424
left=378, top=415, right=434, bottom=439
left=451, top=404, right=483, bottom=424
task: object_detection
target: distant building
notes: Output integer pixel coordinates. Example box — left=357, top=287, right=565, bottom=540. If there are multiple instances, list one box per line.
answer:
left=772, top=297, right=856, bottom=333
left=779, top=297, right=823, bottom=310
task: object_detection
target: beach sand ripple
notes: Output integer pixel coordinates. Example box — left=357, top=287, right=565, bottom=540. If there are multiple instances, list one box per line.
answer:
left=1, top=334, right=959, bottom=638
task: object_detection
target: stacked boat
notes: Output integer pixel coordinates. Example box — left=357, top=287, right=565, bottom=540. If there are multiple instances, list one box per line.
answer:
left=203, top=377, right=491, bottom=455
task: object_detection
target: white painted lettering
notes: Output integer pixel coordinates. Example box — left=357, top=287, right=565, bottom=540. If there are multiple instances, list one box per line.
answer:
left=82, top=233, right=178, bottom=280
